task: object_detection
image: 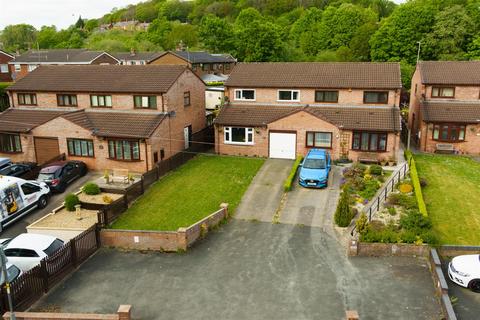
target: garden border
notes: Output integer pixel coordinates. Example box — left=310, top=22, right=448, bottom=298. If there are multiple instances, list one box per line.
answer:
left=404, top=150, right=428, bottom=216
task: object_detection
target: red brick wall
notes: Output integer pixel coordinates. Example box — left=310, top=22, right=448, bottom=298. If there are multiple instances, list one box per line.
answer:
left=419, top=122, right=480, bottom=154
left=0, top=52, right=13, bottom=82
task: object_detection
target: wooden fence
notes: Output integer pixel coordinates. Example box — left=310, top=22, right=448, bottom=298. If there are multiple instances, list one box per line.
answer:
left=0, top=225, right=99, bottom=313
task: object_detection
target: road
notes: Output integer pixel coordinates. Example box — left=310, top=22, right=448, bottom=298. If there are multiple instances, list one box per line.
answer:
left=0, top=172, right=99, bottom=240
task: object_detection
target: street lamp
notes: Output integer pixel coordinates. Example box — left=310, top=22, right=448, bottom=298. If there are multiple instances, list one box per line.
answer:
left=0, top=246, right=15, bottom=320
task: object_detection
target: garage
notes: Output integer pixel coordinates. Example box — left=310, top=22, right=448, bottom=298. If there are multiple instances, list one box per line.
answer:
left=34, top=137, right=60, bottom=165
left=269, top=132, right=296, bottom=159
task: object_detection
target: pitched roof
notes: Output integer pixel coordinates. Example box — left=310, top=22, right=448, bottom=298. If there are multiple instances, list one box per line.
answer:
left=62, top=110, right=166, bottom=138
left=215, top=104, right=401, bottom=132
left=11, top=49, right=115, bottom=64
left=225, top=62, right=402, bottom=89
left=0, top=108, right=67, bottom=133
left=418, top=61, right=480, bottom=85
left=421, top=101, right=480, bottom=123
left=7, top=65, right=188, bottom=93
left=0, top=50, right=14, bottom=59
left=113, top=52, right=163, bottom=62
left=155, top=51, right=236, bottom=64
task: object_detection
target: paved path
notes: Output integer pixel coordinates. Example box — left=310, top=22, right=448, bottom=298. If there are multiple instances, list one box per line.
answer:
left=234, top=159, right=292, bottom=222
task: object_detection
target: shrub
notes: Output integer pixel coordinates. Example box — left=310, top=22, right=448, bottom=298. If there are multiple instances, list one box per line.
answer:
left=103, top=195, right=113, bottom=204
left=334, top=191, right=354, bottom=227
left=399, top=183, right=413, bottom=193
left=82, top=182, right=101, bottom=195
left=388, top=207, right=396, bottom=216
left=420, top=230, right=438, bottom=245
left=358, top=180, right=380, bottom=200
left=343, top=163, right=366, bottom=179
left=419, top=177, right=428, bottom=188
left=388, top=193, right=417, bottom=210
left=284, top=156, right=303, bottom=192
left=404, top=150, right=428, bottom=216
left=355, top=213, right=368, bottom=235
left=369, top=164, right=383, bottom=175
left=361, top=225, right=399, bottom=243
left=400, top=209, right=432, bottom=232
left=400, top=230, right=418, bottom=243
left=64, top=193, right=80, bottom=211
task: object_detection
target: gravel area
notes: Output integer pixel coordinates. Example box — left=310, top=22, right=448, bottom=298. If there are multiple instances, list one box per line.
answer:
left=32, top=208, right=98, bottom=229
left=78, top=192, right=122, bottom=205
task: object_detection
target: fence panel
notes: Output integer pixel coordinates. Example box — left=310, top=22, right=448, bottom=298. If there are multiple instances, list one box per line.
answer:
left=8, top=265, right=44, bottom=311
left=125, top=181, right=143, bottom=204
left=74, top=226, right=99, bottom=263
left=43, top=242, right=74, bottom=289
left=102, top=197, right=128, bottom=226
left=142, top=168, right=158, bottom=190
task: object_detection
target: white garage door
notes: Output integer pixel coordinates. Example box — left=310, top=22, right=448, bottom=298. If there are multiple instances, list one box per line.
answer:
left=269, top=132, right=296, bottom=159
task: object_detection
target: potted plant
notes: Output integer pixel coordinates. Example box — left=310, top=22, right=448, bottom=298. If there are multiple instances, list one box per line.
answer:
left=388, top=157, right=396, bottom=166
left=379, top=158, right=387, bottom=166
left=103, top=170, right=110, bottom=184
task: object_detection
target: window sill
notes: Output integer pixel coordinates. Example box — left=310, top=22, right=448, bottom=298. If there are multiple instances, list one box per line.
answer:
left=351, top=149, right=388, bottom=153
left=0, top=151, right=23, bottom=154
left=306, top=145, right=332, bottom=149
left=107, top=158, right=142, bottom=162
left=224, top=142, right=254, bottom=146
left=68, top=154, right=95, bottom=158
left=233, top=99, right=256, bottom=102
left=431, top=139, right=465, bottom=143
left=91, top=106, right=113, bottom=108
left=314, top=101, right=338, bottom=104
left=134, top=107, right=158, bottom=110
left=277, top=100, right=300, bottom=103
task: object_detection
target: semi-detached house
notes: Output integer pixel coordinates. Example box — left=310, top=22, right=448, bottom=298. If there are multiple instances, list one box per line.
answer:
left=409, top=61, right=480, bottom=154
left=214, top=62, right=402, bottom=162
left=0, top=65, right=206, bottom=173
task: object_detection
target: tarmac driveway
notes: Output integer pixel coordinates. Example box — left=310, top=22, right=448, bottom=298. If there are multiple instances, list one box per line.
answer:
left=34, top=221, right=441, bottom=320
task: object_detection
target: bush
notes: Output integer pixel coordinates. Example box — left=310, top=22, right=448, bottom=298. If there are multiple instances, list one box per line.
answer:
left=420, top=230, right=438, bottom=245
left=388, top=207, right=396, bottom=216
left=361, top=225, right=399, bottom=243
left=64, top=194, right=80, bottom=211
left=398, top=183, right=413, bottom=193
left=399, top=230, right=418, bottom=243
left=388, top=193, right=417, bottom=210
left=284, top=156, right=303, bottom=192
left=358, top=179, right=380, bottom=200
left=404, top=150, right=428, bottom=216
left=419, top=177, right=428, bottom=188
left=355, top=213, right=368, bottom=235
left=103, top=195, right=113, bottom=204
left=400, top=209, right=432, bottom=232
left=82, top=182, right=101, bottom=195
left=343, top=163, right=366, bottom=179
left=369, top=164, right=383, bottom=175
left=334, top=191, right=354, bottom=227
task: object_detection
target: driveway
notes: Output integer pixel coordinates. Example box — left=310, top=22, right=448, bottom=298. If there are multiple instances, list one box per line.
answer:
left=33, top=220, right=441, bottom=320
left=278, top=166, right=341, bottom=228
left=234, top=159, right=292, bottom=222
left=0, top=172, right=100, bottom=239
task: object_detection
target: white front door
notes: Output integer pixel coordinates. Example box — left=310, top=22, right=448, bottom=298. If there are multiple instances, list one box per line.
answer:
left=269, top=132, right=296, bottom=159
left=184, top=126, right=190, bottom=149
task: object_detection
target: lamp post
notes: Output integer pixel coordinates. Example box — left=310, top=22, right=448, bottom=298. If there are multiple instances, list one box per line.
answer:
left=0, top=246, right=15, bottom=320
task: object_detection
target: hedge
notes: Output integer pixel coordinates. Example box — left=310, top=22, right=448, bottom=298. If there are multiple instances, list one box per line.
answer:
left=405, top=150, right=428, bottom=216
left=283, top=156, right=303, bottom=192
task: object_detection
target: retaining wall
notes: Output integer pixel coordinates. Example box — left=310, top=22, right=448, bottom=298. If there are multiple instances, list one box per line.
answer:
left=3, top=305, right=131, bottom=320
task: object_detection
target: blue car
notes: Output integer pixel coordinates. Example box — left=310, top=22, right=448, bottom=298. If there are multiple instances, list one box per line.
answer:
left=299, top=149, right=331, bottom=188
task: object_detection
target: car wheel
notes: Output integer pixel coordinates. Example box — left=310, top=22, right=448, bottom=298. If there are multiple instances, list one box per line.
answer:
left=468, top=279, right=480, bottom=293
left=37, top=195, right=48, bottom=209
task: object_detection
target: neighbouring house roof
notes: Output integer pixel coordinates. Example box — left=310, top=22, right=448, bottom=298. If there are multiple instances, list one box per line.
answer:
left=0, top=50, right=14, bottom=59
left=62, top=110, right=167, bottom=138
left=201, top=73, right=228, bottom=83
left=10, top=49, right=118, bottom=64
left=418, top=61, right=480, bottom=85
left=154, top=51, right=236, bottom=64
left=215, top=104, right=401, bottom=132
left=113, top=52, right=163, bottom=62
left=0, top=108, right=67, bottom=133
left=7, top=65, right=188, bottom=94
left=421, top=101, right=480, bottom=123
left=225, top=62, right=402, bottom=89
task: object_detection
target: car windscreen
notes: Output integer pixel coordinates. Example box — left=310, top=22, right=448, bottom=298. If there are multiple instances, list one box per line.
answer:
left=303, top=159, right=326, bottom=169
left=0, top=265, right=21, bottom=284
left=37, top=173, right=55, bottom=181
left=43, top=239, right=64, bottom=256
left=0, top=167, right=14, bottom=175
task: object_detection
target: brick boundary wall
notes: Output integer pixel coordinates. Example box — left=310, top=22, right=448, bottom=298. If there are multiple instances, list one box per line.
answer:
left=3, top=305, right=131, bottom=320
left=347, top=240, right=430, bottom=257
left=100, top=204, right=229, bottom=252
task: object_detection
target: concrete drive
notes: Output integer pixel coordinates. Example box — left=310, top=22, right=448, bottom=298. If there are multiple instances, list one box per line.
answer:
left=34, top=221, right=441, bottom=320
left=234, top=159, right=292, bottom=222
left=279, top=166, right=341, bottom=228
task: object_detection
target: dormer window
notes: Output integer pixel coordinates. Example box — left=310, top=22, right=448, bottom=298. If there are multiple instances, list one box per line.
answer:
left=234, top=89, right=255, bottom=101
left=431, top=87, right=454, bottom=98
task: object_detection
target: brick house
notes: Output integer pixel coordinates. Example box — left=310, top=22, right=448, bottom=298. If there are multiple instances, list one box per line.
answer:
left=9, top=49, right=119, bottom=81
left=0, top=50, right=14, bottom=82
left=149, top=51, right=237, bottom=78
left=113, top=51, right=162, bottom=65
left=1, top=65, right=206, bottom=172
left=409, top=61, right=480, bottom=154
left=214, top=62, right=402, bottom=162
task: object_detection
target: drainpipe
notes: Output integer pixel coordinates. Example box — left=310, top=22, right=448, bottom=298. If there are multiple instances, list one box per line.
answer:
left=144, top=140, right=149, bottom=172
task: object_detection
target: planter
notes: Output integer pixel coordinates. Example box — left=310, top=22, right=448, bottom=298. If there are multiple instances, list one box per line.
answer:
left=78, top=192, right=123, bottom=210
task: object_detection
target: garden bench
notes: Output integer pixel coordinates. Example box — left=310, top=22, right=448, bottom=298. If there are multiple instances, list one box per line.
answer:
left=357, top=153, right=379, bottom=163
left=111, top=168, right=129, bottom=184
left=435, top=143, right=455, bottom=154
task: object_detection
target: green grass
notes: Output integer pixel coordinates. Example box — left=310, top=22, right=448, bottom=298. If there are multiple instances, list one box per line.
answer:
left=111, top=155, right=265, bottom=231
left=414, top=154, right=480, bottom=245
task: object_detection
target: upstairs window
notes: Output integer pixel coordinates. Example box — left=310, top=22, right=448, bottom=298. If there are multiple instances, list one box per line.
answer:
left=234, top=89, right=255, bottom=101
left=57, top=94, right=78, bottom=107
left=278, top=90, right=300, bottom=102
left=364, top=91, right=388, bottom=104
left=315, top=90, right=339, bottom=103
left=0, top=134, right=21, bottom=153
left=184, top=91, right=191, bottom=107
left=134, top=95, right=157, bottom=109
left=18, top=93, right=37, bottom=105
left=431, top=87, right=454, bottom=98
left=91, top=95, right=112, bottom=107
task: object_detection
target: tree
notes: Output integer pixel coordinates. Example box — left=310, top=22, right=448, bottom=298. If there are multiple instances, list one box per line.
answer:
left=164, top=22, right=198, bottom=50
left=160, top=0, right=194, bottom=22
left=467, top=35, right=480, bottom=59
left=75, top=16, right=85, bottom=29
left=147, top=16, right=172, bottom=48
left=84, top=19, right=99, bottom=32
left=290, top=8, right=323, bottom=56
left=135, top=2, right=159, bottom=22
left=233, top=8, right=285, bottom=61
left=370, top=2, right=437, bottom=64
left=0, top=24, right=37, bottom=52
left=37, top=26, right=60, bottom=49
left=199, top=15, right=234, bottom=52
left=334, top=191, right=354, bottom=227
left=349, top=22, right=378, bottom=61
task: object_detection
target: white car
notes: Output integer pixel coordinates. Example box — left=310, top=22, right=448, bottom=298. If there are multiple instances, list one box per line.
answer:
left=3, top=234, right=64, bottom=272
left=448, top=254, right=480, bottom=292
left=0, top=263, right=22, bottom=285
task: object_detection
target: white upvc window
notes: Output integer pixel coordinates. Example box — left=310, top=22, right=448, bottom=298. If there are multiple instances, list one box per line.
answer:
left=0, top=64, right=8, bottom=73
left=277, top=90, right=300, bottom=102
left=27, top=64, right=38, bottom=72
left=14, top=64, right=21, bottom=72
left=224, top=127, right=254, bottom=145
left=234, top=89, right=256, bottom=101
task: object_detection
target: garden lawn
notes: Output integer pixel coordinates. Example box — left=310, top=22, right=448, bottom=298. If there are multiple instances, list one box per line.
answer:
left=414, top=154, right=480, bottom=245
left=111, top=155, right=265, bottom=231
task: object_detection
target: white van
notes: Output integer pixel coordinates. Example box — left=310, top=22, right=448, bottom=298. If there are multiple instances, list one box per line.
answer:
left=0, top=176, right=50, bottom=231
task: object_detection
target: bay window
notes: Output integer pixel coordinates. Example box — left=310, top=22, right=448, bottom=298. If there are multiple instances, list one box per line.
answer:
left=234, top=89, right=255, bottom=101
left=0, top=134, right=21, bottom=153
left=306, top=132, right=332, bottom=148
left=134, top=95, right=157, bottom=109
left=108, top=140, right=140, bottom=161
left=432, top=124, right=465, bottom=142
left=352, top=132, right=387, bottom=152
left=363, top=91, right=388, bottom=104
left=91, top=95, right=112, bottom=107
left=278, top=90, right=300, bottom=102
left=224, top=127, right=254, bottom=145
left=431, top=87, right=455, bottom=98
left=67, top=139, right=94, bottom=157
